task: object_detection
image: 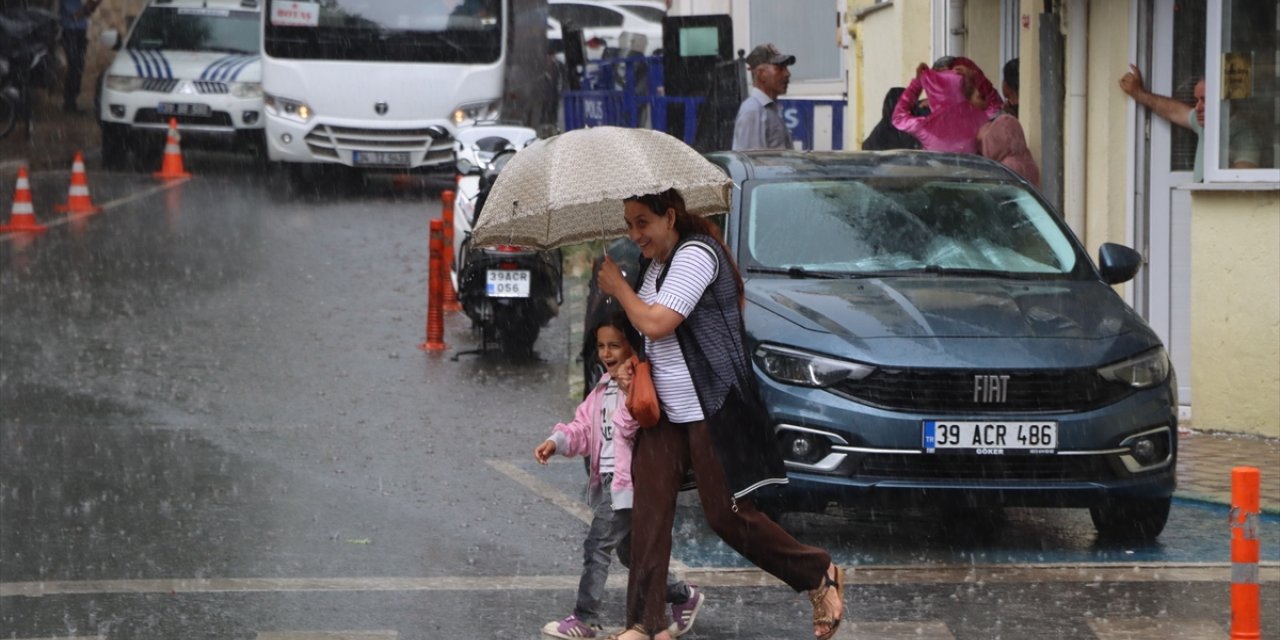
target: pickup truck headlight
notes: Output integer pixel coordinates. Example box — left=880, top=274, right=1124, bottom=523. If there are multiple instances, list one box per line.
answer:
left=1098, top=348, right=1171, bottom=389
left=230, top=81, right=262, bottom=99
left=451, top=99, right=500, bottom=126
left=753, top=344, right=875, bottom=388
left=264, top=93, right=312, bottom=122
left=105, top=75, right=144, bottom=92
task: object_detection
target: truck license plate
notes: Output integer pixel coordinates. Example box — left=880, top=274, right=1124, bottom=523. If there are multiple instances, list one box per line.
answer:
left=923, top=421, right=1058, bottom=454
left=157, top=102, right=211, bottom=117
left=353, top=151, right=410, bottom=167
left=486, top=269, right=530, bottom=298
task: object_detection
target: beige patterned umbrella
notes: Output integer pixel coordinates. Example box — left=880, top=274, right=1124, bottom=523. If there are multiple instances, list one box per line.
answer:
left=470, top=126, right=732, bottom=249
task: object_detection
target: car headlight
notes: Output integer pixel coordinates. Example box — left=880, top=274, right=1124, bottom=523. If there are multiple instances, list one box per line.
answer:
left=105, top=75, right=144, bottom=92
left=230, top=81, right=262, bottom=99
left=264, top=93, right=312, bottom=122
left=752, top=344, right=875, bottom=388
left=451, top=99, right=500, bottom=126
left=1098, top=348, right=1171, bottom=389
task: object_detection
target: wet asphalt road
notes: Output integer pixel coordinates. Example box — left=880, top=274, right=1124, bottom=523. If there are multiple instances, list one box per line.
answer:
left=1, top=153, right=1278, bottom=639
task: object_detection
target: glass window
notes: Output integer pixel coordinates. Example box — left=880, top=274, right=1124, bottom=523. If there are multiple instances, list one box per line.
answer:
left=1205, top=0, right=1280, bottom=182
left=129, top=7, right=260, bottom=54
left=1216, top=0, right=1276, bottom=171
left=1170, top=0, right=1206, bottom=173
left=749, top=1, right=839, bottom=83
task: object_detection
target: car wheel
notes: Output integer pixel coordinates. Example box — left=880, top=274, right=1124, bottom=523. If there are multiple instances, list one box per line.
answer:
left=101, top=123, right=129, bottom=170
left=1089, top=497, right=1171, bottom=542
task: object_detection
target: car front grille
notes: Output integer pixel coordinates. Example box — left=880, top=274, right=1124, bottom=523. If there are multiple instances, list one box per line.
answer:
left=853, top=452, right=1112, bottom=481
left=142, top=78, right=179, bottom=93
left=134, top=109, right=233, bottom=127
left=194, top=81, right=228, bottom=94
left=304, top=125, right=455, bottom=165
left=832, top=368, right=1135, bottom=413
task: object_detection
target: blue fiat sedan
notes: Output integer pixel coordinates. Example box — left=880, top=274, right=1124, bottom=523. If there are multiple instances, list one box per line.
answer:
left=707, top=150, right=1177, bottom=541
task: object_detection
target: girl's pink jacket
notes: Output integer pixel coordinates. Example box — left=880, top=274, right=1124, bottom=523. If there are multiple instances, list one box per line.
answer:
left=892, top=68, right=1001, bottom=154
left=547, top=372, right=639, bottom=510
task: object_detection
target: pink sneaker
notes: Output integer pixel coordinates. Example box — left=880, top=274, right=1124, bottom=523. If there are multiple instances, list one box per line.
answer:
left=668, top=585, right=705, bottom=637
left=542, top=614, right=601, bottom=639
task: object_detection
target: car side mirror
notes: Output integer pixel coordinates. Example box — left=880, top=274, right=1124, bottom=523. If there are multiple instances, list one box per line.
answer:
left=1098, top=242, right=1143, bottom=284
left=100, top=29, right=121, bottom=50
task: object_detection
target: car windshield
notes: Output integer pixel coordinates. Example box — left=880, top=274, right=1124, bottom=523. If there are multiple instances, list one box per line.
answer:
left=742, top=178, right=1082, bottom=277
left=128, top=7, right=259, bottom=53
left=263, top=0, right=502, bottom=63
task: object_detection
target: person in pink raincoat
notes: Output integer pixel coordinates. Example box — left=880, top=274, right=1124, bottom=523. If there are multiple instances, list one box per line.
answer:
left=892, top=59, right=1002, bottom=153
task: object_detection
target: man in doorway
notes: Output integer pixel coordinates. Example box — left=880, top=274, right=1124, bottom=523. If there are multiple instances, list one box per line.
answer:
left=1119, top=64, right=1260, bottom=181
left=59, top=0, right=103, bottom=113
left=732, top=43, right=795, bottom=151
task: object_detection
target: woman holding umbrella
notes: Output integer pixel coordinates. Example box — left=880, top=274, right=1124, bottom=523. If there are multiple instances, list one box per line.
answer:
left=597, top=188, right=846, bottom=640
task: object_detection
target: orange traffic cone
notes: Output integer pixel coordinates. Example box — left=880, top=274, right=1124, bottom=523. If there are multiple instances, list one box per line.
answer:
left=54, top=151, right=103, bottom=215
left=154, top=118, right=192, bottom=180
left=0, top=166, right=48, bottom=235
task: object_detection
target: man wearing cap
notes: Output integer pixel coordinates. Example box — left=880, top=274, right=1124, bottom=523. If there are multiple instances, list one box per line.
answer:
left=732, top=43, right=795, bottom=151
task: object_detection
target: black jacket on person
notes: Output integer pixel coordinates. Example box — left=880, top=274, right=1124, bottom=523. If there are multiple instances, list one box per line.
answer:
left=862, top=87, right=924, bottom=151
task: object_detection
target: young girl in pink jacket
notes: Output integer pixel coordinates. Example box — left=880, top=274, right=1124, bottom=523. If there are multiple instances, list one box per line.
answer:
left=535, top=312, right=704, bottom=640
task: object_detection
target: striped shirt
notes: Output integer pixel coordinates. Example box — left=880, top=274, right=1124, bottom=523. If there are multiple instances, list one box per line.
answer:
left=639, top=241, right=719, bottom=423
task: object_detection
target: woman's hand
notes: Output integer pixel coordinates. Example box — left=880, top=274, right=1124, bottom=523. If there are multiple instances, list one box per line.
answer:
left=534, top=440, right=556, bottom=465
left=597, top=254, right=627, bottom=298
left=612, top=358, right=634, bottom=394
left=915, top=62, right=929, bottom=78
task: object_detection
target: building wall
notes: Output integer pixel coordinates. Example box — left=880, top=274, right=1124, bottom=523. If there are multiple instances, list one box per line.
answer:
left=1190, top=191, right=1280, bottom=438
left=1081, top=0, right=1130, bottom=256
left=75, top=0, right=148, bottom=109
left=845, top=0, right=931, bottom=145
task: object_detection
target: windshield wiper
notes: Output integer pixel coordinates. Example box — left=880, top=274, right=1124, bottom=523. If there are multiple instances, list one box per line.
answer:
left=746, top=266, right=844, bottom=280
left=878, top=265, right=1036, bottom=279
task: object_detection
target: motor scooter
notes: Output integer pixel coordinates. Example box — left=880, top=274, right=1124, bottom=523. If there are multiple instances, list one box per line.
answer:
left=0, top=7, right=58, bottom=139
left=451, top=124, right=564, bottom=358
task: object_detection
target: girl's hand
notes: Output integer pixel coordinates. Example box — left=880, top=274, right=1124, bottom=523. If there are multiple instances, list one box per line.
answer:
left=612, top=359, right=634, bottom=394
left=915, top=62, right=929, bottom=77
left=534, top=440, right=556, bottom=465
left=597, top=255, right=627, bottom=298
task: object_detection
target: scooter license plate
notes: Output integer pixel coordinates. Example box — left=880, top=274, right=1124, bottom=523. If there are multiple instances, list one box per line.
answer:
left=486, top=269, right=530, bottom=298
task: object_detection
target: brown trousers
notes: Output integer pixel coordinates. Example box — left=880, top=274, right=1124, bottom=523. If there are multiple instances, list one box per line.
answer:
left=627, top=417, right=831, bottom=632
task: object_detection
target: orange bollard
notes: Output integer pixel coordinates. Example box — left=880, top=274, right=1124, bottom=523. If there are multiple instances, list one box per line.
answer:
left=0, top=166, right=47, bottom=235
left=1230, top=466, right=1261, bottom=640
left=154, top=118, right=192, bottom=180
left=419, top=218, right=447, bottom=351
left=441, top=189, right=461, bottom=311
left=55, top=151, right=103, bottom=215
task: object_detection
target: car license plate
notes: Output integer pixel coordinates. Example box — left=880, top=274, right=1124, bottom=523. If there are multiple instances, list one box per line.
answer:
left=923, top=421, right=1058, bottom=454
left=486, top=269, right=530, bottom=298
left=353, top=151, right=411, bottom=167
left=157, top=102, right=211, bottom=117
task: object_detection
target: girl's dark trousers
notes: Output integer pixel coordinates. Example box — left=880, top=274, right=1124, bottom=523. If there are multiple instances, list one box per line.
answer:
left=626, top=416, right=831, bottom=633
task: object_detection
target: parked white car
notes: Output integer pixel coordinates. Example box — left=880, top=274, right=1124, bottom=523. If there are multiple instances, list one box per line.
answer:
left=548, top=0, right=662, bottom=58
left=96, top=0, right=264, bottom=169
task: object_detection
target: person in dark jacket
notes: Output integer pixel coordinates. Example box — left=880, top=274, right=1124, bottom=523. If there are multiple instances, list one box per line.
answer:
left=862, top=87, right=923, bottom=151
left=596, top=188, right=846, bottom=640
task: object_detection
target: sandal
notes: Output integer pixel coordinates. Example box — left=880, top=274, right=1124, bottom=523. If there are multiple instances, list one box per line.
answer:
left=602, top=624, right=671, bottom=640
left=808, top=564, right=845, bottom=640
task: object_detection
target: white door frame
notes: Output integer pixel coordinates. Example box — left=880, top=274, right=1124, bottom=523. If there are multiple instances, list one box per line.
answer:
left=1132, top=0, right=1193, bottom=412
